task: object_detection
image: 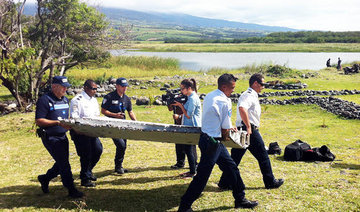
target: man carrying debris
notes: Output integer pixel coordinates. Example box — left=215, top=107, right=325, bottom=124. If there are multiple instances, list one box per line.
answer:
left=35, top=76, right=84, bottom=198
left=218, top=73, right=284, bottom=190
left=70, top=79, right=103, bottom=187
left=178, top=74, right=258, bottom=212
left=101, top=78, right=137, bottom=174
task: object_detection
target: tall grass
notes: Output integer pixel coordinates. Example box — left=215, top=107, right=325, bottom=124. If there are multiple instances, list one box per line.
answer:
left=67, top=56, right=192, bottom=81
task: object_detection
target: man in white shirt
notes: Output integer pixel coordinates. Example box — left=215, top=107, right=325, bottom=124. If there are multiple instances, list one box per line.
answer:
left=218, top=73, right=284, bottom=190
left=70, top=79, right=103, bottom=187
left=178, top=74, right=258, bottom=212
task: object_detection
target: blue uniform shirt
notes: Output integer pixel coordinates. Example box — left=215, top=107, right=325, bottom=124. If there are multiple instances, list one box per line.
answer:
left=35, top=92, right=70, bottom=135
left=183, top=92, right=202, bottom=127
left=101, top=90, right=132, bottom=119
left=201, top=89, right=233, bottom=138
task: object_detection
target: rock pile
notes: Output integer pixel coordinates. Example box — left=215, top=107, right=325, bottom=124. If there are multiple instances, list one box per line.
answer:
left=258, top=96, right=360, bottom=119
left=265, top=80, right=308, bottom=90
left=259, top=89, right=360, bottom=97
left=0, top=101, right=18, bottom=115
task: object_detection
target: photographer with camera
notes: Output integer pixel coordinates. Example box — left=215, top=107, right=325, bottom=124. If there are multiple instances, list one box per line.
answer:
left=171, top=78, right=201, bottom=178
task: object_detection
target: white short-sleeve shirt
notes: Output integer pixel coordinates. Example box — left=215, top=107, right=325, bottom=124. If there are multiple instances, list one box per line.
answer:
left=201, top=89, right=233, bottom=138
left=70, top=91, right=100, bottom=118
left=236, top=87, right=261, bottom=127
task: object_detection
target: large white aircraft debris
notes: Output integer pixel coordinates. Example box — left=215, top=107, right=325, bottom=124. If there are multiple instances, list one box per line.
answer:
left=61, top=117, right=249, bottom=149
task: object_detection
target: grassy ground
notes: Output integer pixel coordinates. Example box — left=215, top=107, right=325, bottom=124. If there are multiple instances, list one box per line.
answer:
left=0, top=103, right=359, bottom=211
left=131, top=43, right=360, bottom=52
left=0, top=55, right=359, bottom=211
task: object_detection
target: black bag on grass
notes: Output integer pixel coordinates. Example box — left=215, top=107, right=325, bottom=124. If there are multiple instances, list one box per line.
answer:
left=303, top=145, right=336, bottom=161
left=284, top=140, right=311, bottom=161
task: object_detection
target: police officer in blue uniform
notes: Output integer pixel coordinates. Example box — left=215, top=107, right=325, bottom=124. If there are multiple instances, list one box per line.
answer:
left=70, top=79, right=103, bottom=187
left=35, top=76, right=83, bottom=198
left=177, top=74, right=258, bottom=212
left=101, top=77, right=137, bottom=174
left=218, top=73, right=284, bottom=190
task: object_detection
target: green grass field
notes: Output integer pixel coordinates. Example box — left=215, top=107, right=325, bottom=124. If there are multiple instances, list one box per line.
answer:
left=0, top=53, right=359, bottom=211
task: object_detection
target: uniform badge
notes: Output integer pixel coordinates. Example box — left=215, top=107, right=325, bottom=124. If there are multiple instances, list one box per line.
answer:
left=102, top=99, right=107, bottom=104
left=112, top=100, right=119, bottom=104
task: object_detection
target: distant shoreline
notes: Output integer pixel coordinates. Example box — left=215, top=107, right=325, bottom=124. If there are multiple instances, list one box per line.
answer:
left=128, top=43, right=360, bottom=53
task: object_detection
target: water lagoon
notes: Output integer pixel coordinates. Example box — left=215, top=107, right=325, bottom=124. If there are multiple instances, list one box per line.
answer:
left=110, top=50, right=360, bottom=71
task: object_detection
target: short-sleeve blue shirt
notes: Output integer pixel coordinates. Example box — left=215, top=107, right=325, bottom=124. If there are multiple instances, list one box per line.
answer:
left=183, top=92, right=202, bottom=127
left=101, top=90, right=132, bottom=119
left=35, top=92, right=69, bottom=135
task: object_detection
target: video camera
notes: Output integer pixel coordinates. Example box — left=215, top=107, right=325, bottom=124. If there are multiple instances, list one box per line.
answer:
left=161, top=88, right=188, bottom=106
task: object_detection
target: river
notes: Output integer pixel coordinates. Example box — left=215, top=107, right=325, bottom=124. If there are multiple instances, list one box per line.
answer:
left=110, top=50, right=360, bottom=71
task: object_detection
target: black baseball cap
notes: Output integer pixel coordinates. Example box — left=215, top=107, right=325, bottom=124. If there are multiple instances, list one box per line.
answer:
left=52, top=76, right=71, bottom=87
left=116, top=77, right=129, bottom=87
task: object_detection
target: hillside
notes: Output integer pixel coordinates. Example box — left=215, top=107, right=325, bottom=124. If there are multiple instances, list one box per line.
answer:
left=24, top=4, right=298, bottom=41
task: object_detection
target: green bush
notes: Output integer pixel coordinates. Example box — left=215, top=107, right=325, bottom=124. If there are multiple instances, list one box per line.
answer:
left=67, top=75, right=83, bottom=87
left=266, top=65, right=300, bottom=78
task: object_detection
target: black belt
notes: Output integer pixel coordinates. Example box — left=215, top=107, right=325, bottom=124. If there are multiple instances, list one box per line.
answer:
left=200, top=132, right=221, bottom=140
left=240, top=122, right=259, bottom=131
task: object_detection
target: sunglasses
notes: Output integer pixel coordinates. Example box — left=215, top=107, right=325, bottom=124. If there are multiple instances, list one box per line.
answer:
left=87, top=86, right=97, bottom=91
left=257, top=81, right=267, bottom=86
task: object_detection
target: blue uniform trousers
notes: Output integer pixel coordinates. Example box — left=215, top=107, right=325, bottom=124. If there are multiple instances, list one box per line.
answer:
left=180, top=133, right=245, bottom=209
left=41, top=134, right=74, bottom=189
left=70, top=130, right=103, bottom=180
left=112, top=138, right=127, bottom=168
left=218, top=127, right=275, bottom=188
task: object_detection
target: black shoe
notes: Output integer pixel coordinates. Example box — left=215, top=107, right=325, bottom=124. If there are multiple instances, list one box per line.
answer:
left=235, top=198, right=258, bottom=209
left=68, top=188, right=84, bottom=198
left=81, top=179, right=96, bottom=187
left=115, top=167, right=128, bottom=174
left=37, top=175, right=49, bottom=194
left=171, top=163, right=184, bottom=169
left=265, top=179, right=284, bottom=189
left=89, top=174, right=97, bottom=181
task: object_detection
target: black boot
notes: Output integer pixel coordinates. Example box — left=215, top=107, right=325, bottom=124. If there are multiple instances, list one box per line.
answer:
left=265, top=179, right=284, bottom=189
left=68, top=187, right=84, bottom=198
left=235, top=198, right=258, bottom=209
left=37, top=174, right=49, bottom=194
left=81, top=179, right=96, bottom=187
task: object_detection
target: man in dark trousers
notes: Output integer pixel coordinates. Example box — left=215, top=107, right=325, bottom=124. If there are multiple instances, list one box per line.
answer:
left=35, top=76, right=83, bottom=198
left=178, top=74, right=258, bottom=212
left=218, top=73, right=284, bottom=190
left=337, top=57, right=342, bottom=70
left=70, top=79, right=103, bottom=187
left=101, top=77, right=137, bottom=174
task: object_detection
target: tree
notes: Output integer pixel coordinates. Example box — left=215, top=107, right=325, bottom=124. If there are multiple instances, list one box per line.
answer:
left=1, top=0, right=130, bottom=109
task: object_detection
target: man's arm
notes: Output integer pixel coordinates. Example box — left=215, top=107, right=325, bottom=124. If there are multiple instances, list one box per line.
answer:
left=239, top=106, right=252, bottom=135
left=35, top=118, right=70, bottom=130
left=128, top=110, right=137, bottom=121
left=101, top=108, right=124, bottom=119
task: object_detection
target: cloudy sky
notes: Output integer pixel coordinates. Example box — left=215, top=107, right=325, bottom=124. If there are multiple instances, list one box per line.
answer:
left=28, top=0, right=360, bottom=31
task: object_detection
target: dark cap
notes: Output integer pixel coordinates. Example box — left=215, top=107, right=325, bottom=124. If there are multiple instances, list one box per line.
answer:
left=52, top=76, right=71, bottom=87
left=116, top=77, right=129, bottom=87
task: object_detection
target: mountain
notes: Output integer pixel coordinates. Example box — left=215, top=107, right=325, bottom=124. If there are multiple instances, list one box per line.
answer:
left=100, top=7, right=297, bottom=32
left=24, top=4, right=298, bottom=41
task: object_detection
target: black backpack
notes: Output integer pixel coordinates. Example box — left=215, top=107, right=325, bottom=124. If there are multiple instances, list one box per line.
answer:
left=268, top=142, right=282, bottom=155
left=284, top=140, right=311, bottom=161
left=304, top=145, right=336, bottom=161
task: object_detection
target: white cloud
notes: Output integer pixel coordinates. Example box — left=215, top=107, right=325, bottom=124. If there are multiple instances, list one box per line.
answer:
left=27, top=0, right=360, bottom=31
